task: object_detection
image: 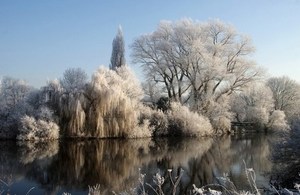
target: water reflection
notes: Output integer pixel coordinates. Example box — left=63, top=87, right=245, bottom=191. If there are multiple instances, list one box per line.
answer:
left=0, top=134, right=275, bottom=194
left=17, top=141, right=59, bottom=164
left=271, top=130, right=300, bottom=189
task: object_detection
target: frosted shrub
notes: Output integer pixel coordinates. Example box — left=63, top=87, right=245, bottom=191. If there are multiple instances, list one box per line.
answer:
left=204, top=98, right=232, bottom=134
left=149, top=110, right=169, bottom=136
left=17, top=115, right=37, bottom=140
left=268, top=110, right=289, bottom=132
left=138, top=105, right=169, bottom=137
left=36, top=119, right=60, bottom=139
left=168, top=102, right=213, bottom=137
left=211, top=116, right=232, bottom=134
left=128, top=119, right=152, bottom=138
left=17, top=115, right=59, bottom=141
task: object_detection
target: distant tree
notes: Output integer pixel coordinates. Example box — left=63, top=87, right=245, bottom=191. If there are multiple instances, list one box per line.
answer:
left=231, top=84, right=273, bottom=122
left=267, top=76, right=300, bottom=120
left=110, top=26, right=126, bottom=70
left=60, top=68, right=88, bottom=94
left=230, top=83, right=289, bottom=131
left=0, top=77, right=34, bottom=138
left=0, top=77, right=32, bottom=109
left=142, top=80, right=162, bottom=103
left=267, top=110, right=289, bottom=132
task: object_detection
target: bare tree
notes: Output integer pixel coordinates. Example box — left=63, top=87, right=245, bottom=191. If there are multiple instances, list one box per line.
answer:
left=110, top=26, right=126, bottom=70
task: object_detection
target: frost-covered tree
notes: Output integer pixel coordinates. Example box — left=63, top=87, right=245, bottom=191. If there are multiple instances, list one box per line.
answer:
left=0, top=78, right=60, bottom=140
left=60, top=68, right=88, bottom=95
left=47, top=65, right=150, bottom=138
left=230, top=83, right=289, bottom=131
left=267, top=110, right=289, bottom=132
left=231, top=84, right=273, bottom=128
left=131, top=19, right=262, bottom=132
left=267, top=76, right=300, bottom=120
left=0, top=77, right=31, bottom=108
left=110, top=26, right=126, bottom=70
left=83, top=66, right=145, bottom=138
left=0, top=77, right=33, bottom=138
left=57, top=68, right=88, bottom=136
left=142, top=80, right=163, bottom=103
left=132, top=19, right=262, bottom=105
left=53, top=68, right=87, bottom=136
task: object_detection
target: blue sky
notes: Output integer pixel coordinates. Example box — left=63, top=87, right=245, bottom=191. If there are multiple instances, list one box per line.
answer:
left=1, top=0, right=300, bottom=87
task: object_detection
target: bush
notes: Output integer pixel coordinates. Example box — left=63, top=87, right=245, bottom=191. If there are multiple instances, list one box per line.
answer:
left=149, top=110, right=169, bottom=137
left=168, top=102, right=213, bottom=137
left=17, top=115, right=59, bottom=141
left=211, top=115, right=232, bottom=134
left=130, top=104, right=168, bottom=138
left=267, top=110, right=289, bottom=132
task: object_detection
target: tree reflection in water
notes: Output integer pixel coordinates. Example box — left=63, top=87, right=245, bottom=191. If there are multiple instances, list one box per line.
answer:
left=17, top=141, right=59, bottom=164
left=0, top=134, right=276, bottom=194
left=271, top=129, right=300, bottom=189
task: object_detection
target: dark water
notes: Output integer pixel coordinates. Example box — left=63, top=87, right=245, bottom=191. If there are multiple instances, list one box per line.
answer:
left=0, top=134, right=289, bottom=194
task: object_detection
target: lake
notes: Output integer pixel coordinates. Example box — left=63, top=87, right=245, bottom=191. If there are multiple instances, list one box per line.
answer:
left=0, top=133, right=290, bottom=194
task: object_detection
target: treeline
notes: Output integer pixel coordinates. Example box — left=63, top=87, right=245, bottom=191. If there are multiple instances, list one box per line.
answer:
left=1, top=19, right=299, bottom=140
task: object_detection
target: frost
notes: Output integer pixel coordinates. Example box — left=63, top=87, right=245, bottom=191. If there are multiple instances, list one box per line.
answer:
left=231, top=83, right=290, bottom=132
left=268, top=110, right=289, bottom=132
left=44, top=65, right=150, bottom=138
left=17, top=115, right=59, bottom=141
left=168, top=102, right=213, bottom=136
left=131, top=19, right=262, bottom=133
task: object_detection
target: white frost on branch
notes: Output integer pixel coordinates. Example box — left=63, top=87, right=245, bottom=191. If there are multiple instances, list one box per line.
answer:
left=17, top=115, right=59, bottom=141
left=168, top=102, right=213, bottom=136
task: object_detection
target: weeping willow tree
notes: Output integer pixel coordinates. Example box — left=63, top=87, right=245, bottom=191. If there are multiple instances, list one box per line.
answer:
left=59, top=94, right=86, bottom=136
left=49, top=66, right=149, bottom=138
left=83, top=66, right=144, bottom=137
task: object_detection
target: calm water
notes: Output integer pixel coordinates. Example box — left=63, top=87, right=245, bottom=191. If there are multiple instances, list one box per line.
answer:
left=0, top=134, right=284, bottom=194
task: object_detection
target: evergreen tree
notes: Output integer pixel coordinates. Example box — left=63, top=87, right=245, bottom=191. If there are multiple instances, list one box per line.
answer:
left=110, top=26, right=126, bottom=70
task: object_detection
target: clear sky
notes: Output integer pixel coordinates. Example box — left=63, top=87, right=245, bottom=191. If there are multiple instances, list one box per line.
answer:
left=1, top=0, right=300, bottom=87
